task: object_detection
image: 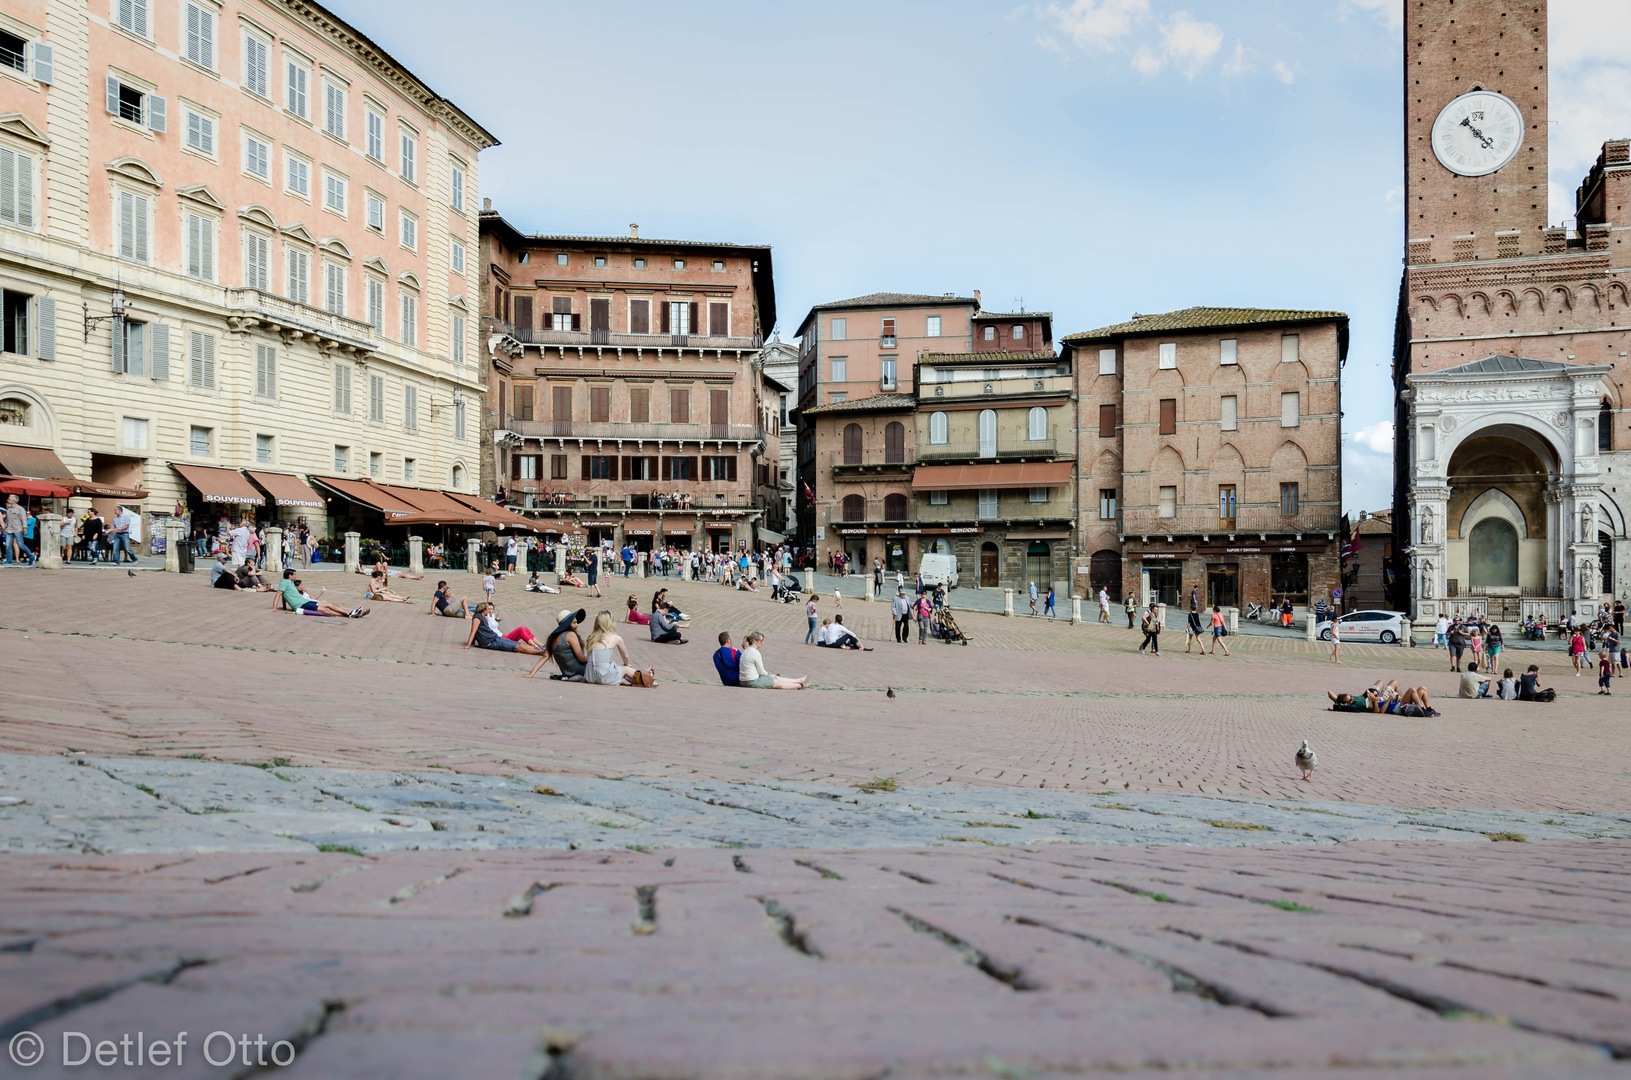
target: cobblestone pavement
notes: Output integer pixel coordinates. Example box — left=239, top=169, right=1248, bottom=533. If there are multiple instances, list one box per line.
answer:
left=2, top=841, right=1628, bottom=1078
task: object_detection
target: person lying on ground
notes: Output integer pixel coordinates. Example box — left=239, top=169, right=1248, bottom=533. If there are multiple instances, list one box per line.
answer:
left=558, top=571, right=586, bottom=588
left=582, top=610, right=654, bottom=686
left=373, top=558, right=424, bottom=581
left=464, top=601, right=543, bottom=654
left=276, top=568, right=365, bottom=617
left=650, top=602, right=689, bottom=644
left=523, top=609, right=590, bottom=679
left=525, top=571, right=560, bottom=594
left=1328, top=685, right=1432, bottom=712
left=367, top=571, right=413, bottom=603
left=738, top=631, right=809, bottom=689
left=626, top=595, right=650, bottom=625
left=430, top=581, right=468, bottom=618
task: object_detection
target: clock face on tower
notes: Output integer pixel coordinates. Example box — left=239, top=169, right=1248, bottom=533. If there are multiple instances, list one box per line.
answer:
left=1431, top=90, right=1524, bottom=177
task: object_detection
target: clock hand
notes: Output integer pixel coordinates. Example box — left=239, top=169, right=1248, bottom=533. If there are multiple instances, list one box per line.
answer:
left=1458, top=116, right=1494, bottom=149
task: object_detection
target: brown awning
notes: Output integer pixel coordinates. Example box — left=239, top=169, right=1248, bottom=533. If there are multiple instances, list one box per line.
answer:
left=246, top=471, right=325, bottom=508
left=0, top=443, right=71, bottom=480
left=171, top=464, right=265, bottom=505
left=911, top=462, right=1073, bottom=491
left=62, top=479, right=149, bottom=500
left=310, top=476, right=424, bottom=516
left=445, top=493, right=542, bottom=532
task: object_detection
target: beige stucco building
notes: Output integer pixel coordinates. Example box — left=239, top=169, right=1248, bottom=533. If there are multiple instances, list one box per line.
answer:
left=0, top=0, right=493, bottom=536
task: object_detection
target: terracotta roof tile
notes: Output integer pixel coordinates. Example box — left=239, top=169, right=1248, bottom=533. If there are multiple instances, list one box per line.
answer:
left=800, top=393, right=918, bottom=416
left=1063, top=306, right=1347, bottom=342
left=918, top=350, right=1060, bottom=366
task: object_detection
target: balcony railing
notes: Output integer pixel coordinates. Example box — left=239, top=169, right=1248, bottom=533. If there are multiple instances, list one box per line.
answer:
left=228, top=288, right=377, bottom=353
left=507, top=419, right=762, bottom=442
left=511, top=326, right=763, bottom=349
left=828, top=449, right=916, bottom=469
left=917, top=438, right=1059, bottom=461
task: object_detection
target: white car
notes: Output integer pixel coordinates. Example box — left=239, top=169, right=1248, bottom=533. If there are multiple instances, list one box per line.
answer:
left=1317, top=609, right=1409, bottom=645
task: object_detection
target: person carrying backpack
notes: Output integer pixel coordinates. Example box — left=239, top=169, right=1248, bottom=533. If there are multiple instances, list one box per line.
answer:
left=713, top=631, right=742, bottom=686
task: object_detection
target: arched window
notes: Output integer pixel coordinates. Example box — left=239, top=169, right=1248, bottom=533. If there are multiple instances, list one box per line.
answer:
left=884, top=421, right=905, bottom=463
left=451, top=464, right=465, bottom=488
left=978, top=409, right=997, bottom=457
left=929, top=411, right=948, bottom=444
left=841, top=494, right=866, bottom=521
left=1601, top=398, right=1614, bottom=453
left=884, top=493, right=909, bottom=520
left=983, top=326, right=996, bottom=341
left=843, top=423, right=862, bottom=465
left=1468, top=518, right=1518, bottom=590
left=1027, top=406, right=1047, bottom=441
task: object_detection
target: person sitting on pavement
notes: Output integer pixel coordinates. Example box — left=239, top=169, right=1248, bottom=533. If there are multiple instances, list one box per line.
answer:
left=209, top=553, right=242, bottom=589
left=464, top=601, right=544, bottom=655
left=582, top=610, right=654, bottom=686
left=713, top=631, right=741, bottom=686
left=626, top=595, right=650, bottom=625
left=651, top=588, right=687, bottom=622
left=738, top=631, right=808, bottom=689
left=524, top=609, right=590, bottom=679
left=1497, top=668, right=1521, bottom=700
left=1459, top=662, right=1492, bottom=699
left=276, top=568, right=365, bottom=617
left=430, top=581, right=468, bottom=619
left=235, top=559, right=273, bottom=592
left=819, top=614, right=871, bottom=651
left=650, top=601, right=689, bottom=644
left=367, top=571, right=413, bottom=603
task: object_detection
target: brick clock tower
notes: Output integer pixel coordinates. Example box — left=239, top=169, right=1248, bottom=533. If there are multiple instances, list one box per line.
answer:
left=1392, top=0, right=1631, bottom=622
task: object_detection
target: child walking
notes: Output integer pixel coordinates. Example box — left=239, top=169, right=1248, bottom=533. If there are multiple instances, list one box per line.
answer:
left=1599, top=649, right=1614, bottom=695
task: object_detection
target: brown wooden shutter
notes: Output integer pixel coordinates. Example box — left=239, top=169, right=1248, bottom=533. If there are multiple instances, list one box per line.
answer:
left=688, top=302, right=698, bottom=334
left=498, top=382, right=507, bottom=423
left=581, top=455, right=591, bottom=480
left=494, top=286, right=503, bottom=315
left=503, top=291, right=511, bottom=323
left=709, top=302, right=727, bottom=336
left=571, top=312, right=581, bottom=331
left=726, top=456, right=737, bottom=482
left=660, top=300, right=670, bottom=334
left=661, top=456, right=671, bottom=481
left=511, top=454, right=521, bottom=480
left=689, top=456, right=699, bottom=480
left=590, top=386, right=609, bottom=422
left=1099, top=403, right=1116, bottom=438
left=514, top=295, right=532, bottom=332
left=1159, top=398, right=1177, bottom=435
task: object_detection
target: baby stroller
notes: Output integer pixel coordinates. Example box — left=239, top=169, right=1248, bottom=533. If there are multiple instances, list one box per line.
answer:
left=1246, top=601, right=1264, bottom=622
left=931, top=606, right=970, bottom=645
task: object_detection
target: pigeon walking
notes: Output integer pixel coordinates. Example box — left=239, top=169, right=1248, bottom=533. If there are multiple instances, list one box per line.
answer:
left=1295, top=740, right=1317, bottom=781
left=886, top=687, right=896, bottom=701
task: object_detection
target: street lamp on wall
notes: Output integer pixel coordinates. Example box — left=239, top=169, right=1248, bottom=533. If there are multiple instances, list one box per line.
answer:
left=84, top=288, right=131, bottom=342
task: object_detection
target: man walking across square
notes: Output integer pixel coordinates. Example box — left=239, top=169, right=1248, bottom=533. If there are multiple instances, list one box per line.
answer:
left=2, top=495, right=29, bottom=566
left=891, top=587, right=912, bottom=643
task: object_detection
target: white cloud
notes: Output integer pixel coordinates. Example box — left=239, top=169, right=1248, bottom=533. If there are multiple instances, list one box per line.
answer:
left=1335, top=0, right=1402, bottom=32
left=1038, top=0, right=1150, bottom=52
left=1550, top=0, right=1631, bottom=67
left=1220, top=41, right=1251, bottom=77
left=1130, top=44, right=1163, bottom=76
left=1383, top=185, right=1403, bottom=211
left=1272, top=60, right=1297, bottom=85
left=1352, top=421, right=1395, bottom=455
left=1549, top=65, right=1631, bottom=224
left=1158, top=11, right=1223, bottom=78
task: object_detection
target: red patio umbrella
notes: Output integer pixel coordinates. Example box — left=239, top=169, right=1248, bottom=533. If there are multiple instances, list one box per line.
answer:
left=0, top=476, right=72, bottom=498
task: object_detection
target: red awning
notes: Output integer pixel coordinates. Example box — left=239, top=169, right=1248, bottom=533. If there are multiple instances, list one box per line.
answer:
left=310, top=476, right=424, bottom=516
left=445, top=493, right=542, bottom=532
left=911, top=462, right=1073, bottom=491
left=171, top=464, right=266, bottom=505
left=246, top=471, right=325, bottom=508
left=0, top=476, right=72, bottom=498
left=0, top=443, right=71, bottom=480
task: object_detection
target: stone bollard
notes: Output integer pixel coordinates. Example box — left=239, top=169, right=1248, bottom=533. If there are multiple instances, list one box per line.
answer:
left=1003, top=588, right=1014, bottom=617
left=264, top=527, right=283, bottom=575
left=1155, top=602, right=1167, bottom=629
left=637, top=552, right=647, bottom=579
left=555, top=544, right=567, bottom=577
left=408, top=536, right=423, bottom=576
left=1225, top=606, right=1239, bottom=634
left=344, top=532, right=361, bottom=574
left=37, top=514, right=62, bottom=568
left=803, top=568, right=814, bottom=593
left=865, top=576, right=875, bottom=603
left=467, top=537, right=482, bottom=576
left=164, top=520, right=185, bottom=572
left=1404, top=620, right=1415, bottom=648
left=1305, top=608, right=1318, bottom=643
left=681, top=553, right=691, bottom=581
left=1071, top=595, right=1082, bottom=625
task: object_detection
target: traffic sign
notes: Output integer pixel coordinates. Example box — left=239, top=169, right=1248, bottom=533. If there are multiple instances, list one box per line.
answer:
left=1332, top=587, right=1342, bottom=599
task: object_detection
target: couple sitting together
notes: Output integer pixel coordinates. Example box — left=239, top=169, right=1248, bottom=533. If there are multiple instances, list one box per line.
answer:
left=1328, top=679, right=1439, bottom=716
left=523, top=608, right=656, bottom=686
left=815, top=615, right=870, bottom=650
left=713, top=631, right=808, bottom=689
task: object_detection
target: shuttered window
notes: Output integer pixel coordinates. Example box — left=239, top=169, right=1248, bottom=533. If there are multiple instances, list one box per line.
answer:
left=553, top=386, right=572, bottom=434
left=286, top=60, right=308, bottom=118
left=148, top=322, right=167, bottom=379
left=324, top=82, right=345, bottom=139
left=324, top=262, right=345, bottom=315
left=369, top=374, right=384, bottom=421
left=929, top=411, right=947, bottom=444
left=286, top=248, right=309, bottom=303
left=117, top=0, right=149, bottom=36
left=365, top=110, right=383, bottom=161
left=451, top=313, right=466, bottom=364
left=514, top=295, right=533, bottom=333
left=244, top=233, right=269, bottom=290
left=118, top=191, right=149, bottom=263
left=185, top=110, right=214, bottom=154
left=255, top=344, right=276, bottom=398
left=403, top=384, right=417, bottom=429
left=184, top=2, right=214, bottom=69
left=513, top=384, right=533, bottom=421
left=629, top=299, right=649, bottom=334
left=1281, top=392, right=1300, bottom=428
left=245, top=135, right=269, bottom=179
left=0, top=148, right=35, bottom=229
left=332, top=363, right=351, bottom=413
left=184, top=212, right=213, bottom=281
left=709, top=389, right=728, bottom=436
left=1098, top=403, right=1116, bottom=438
left=630, top=387, right=649, bottom=423
left=454, top=398, right=466, bottom=440
left=590, top=386, right=609, bottom=422
left=400, top=292, right=416, bottom=346
left=399, top=132, right=416, bottom=182
left=188, top=330, right=215, bottom=388
left=450, top=164, right=465, bottom=211
left=366, top=278, right=384, bottom=331
left=670, top=387, right=689, bottom=424
left=1158, top=398, right=1177, bottom=435
left=243, top=35, right=268, bottom=97
left=1027, top=406, right=1048, bottom=441
left=709, top=302, right=728, bottom=337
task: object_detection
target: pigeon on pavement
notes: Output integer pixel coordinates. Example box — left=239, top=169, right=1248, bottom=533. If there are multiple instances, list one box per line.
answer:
left=886, top=687, right=896, bottom=701
left=1295, top=740, right=1317, bottom=781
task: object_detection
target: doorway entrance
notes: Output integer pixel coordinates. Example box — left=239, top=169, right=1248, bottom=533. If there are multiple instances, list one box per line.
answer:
left=1025, top=541, right=1051, bottom=592
left=979, top=542, right=1000, bottom=587
left=1088, top=550, right=1121, bottom=601
left=885, top=537, right=908, bottom=574
left=845, top=539, right=869, bottom=574
left=1146, top=564, right=1181, bottom=606
left=1206, top=562, right=1238, bottom=608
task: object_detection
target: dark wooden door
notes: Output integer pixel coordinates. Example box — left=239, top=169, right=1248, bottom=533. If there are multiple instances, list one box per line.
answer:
left=980, top=543, right=1000, bottom=587
left=552, top=385, right=572, bottom=436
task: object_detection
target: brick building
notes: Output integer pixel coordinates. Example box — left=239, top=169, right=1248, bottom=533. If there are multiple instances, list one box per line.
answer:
left=794, top=292, right=977, bottom=549
left=1394, top=0, right=1631, bottom=623
left=1341, top=510, right=1396, bottom=611
left=756, top=333, right=798, bottom=536
left=0, top=0, right=492, bottom=537
left=478, top=216, right=778, bottom=553
left=1064, top=307, right=1347, bottom=611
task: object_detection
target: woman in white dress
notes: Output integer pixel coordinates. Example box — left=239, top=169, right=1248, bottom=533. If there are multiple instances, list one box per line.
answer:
left=738, top=632, right=808, bottom=689
left=582, top=611, right=654, bottom=686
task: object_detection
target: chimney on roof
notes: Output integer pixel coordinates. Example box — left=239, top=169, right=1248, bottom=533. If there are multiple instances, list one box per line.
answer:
left=973, top=289, right=981, bottom=308
left=483, top=198, right=491, bottom=211
left=629, top=223, right=639, bottom=238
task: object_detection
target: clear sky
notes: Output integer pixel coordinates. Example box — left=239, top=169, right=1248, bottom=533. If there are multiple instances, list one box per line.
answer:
left=329, top=0, right=1631, bottom=513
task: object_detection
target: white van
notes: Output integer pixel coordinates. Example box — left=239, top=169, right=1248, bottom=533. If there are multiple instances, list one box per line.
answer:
left=918, top=553, right=959, bottom=589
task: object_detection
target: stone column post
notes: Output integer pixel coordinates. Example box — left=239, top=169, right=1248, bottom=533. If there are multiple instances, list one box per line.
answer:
left=343, top=532, right=361, bottom=574
left=408, top=536, right=423, bottom=576
left=555, top=543, right=567, bottom=577
left=264, top=527, right=284, bottom=575
left=637, top=551, right=647, bottom=579
left=681, top=550, right=691, bottom=580
left=1305, top=610, right=1318, bottom=643
left=1003, top=588, right=1014, bottom=617
left=37, top=514, right=62, bottom=568
left=1070, top=596, right=1082, bottom=624
left=466, top=537, right=482, bottom=575
left=1155, top=602, right=1167, bottom=629
left=164, top=520, right=185, bottom=572
left=864, top=575, right=875, bottom=603
left=803, top=568, right=814, bottom=593
left=1225, top=606, right=1239, bottom=633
